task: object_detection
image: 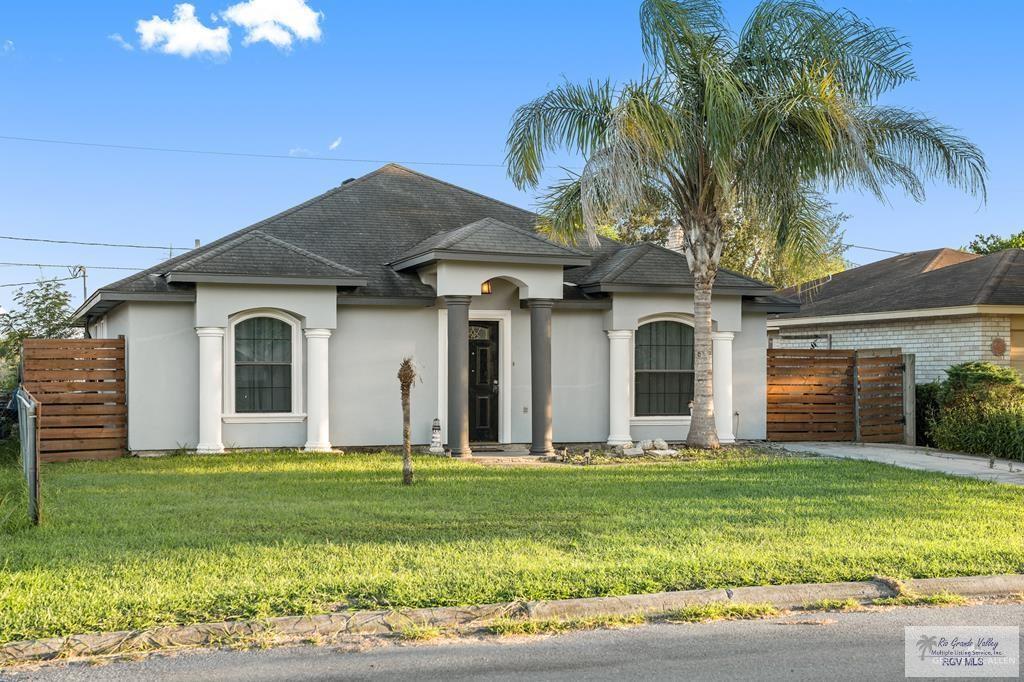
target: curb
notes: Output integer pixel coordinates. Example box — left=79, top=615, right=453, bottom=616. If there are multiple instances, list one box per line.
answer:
left=3, top=573, right=1022, bottom=665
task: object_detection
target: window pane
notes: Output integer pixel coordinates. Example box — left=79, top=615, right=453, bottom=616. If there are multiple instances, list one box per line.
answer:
left=234, top=316, right=292, bottom=413
left=634, top=370, right=694, bottom=417
left=635, top=321, right=694, bottom=371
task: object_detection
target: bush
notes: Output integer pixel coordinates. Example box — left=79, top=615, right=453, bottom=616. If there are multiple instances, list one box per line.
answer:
left=927, top=362, right=1024, bottom=461
left=915, top=382, right=941, bottom=447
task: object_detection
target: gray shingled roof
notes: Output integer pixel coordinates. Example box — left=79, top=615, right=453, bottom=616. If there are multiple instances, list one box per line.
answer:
left=569, top=242, right=777, bottom=293
left=775, top=248, right=1024, bottom=319
left=80, top=163, right=783, bottom=318
left=390, top=217, right=589, bottom=268
left=166, top=230, right=365, bottom=283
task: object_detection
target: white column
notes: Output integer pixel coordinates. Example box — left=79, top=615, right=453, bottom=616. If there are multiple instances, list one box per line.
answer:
left=607, top=329, right=634, bottom=446
left=712, top=331, right=735, bottom=444
left=196, top=327, right=225, bottom=454
left=304, top=328, right=332, bottom=452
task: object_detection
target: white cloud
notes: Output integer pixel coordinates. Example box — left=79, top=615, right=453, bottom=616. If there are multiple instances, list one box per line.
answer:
left=328, top=136, right=341, bottom=151
left=2, top=40, right=14, bottom=55
left=222, top=0, right=322, bottom=50
left=288, top=147, right=313, bottom=157
left=136, top=4, right=230, bottom=58
left=108, top=33, right=135, bottom=51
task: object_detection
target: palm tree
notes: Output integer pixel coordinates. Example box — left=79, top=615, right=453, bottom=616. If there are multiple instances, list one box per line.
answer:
left=506, top=0, right=986, bottom=448
left=916, top=634, right=937, bottom=660
left=397, top=357, right=416, bottom=485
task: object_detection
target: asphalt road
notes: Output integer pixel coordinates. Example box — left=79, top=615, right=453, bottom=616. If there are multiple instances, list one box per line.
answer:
left=6, top=603, right=1023, bottom=681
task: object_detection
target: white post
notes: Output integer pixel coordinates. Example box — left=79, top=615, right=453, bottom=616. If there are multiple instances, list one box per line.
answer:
left=712, top=331, right=735, bottom=444
left=607, top=329, right=633, bottom=446
left=304, top=328, right=332, bottom=452
left=196, top=327, right=225, bottom=454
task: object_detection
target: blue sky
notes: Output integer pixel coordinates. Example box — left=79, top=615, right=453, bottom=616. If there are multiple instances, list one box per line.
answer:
left=0, top=1, right=1020, bottom=310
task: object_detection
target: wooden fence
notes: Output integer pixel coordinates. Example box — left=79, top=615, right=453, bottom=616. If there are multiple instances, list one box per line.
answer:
left=21, top=338, right=127, bottom=462
left=767, top=348, right=913, bottom=444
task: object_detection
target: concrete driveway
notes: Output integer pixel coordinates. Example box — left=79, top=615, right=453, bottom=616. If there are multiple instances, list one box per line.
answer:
left=775, top=442, right=1024, bottom=486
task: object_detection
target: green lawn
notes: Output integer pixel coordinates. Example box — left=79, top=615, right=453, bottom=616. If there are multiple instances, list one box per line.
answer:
left=1, top=448, right=1022, bottom=644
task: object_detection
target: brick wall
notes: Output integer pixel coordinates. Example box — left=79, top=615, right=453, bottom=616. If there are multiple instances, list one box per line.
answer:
left=769, top=314, right=1014, bottom=383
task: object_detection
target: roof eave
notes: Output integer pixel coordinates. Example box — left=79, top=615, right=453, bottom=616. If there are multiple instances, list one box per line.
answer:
left=72, top=290, right=198, bottom=326
left=390, top=250, right=591, bottom=271
left=579, top=283, right=774, bottom=296
left=165, top=272, right=368, bottom=287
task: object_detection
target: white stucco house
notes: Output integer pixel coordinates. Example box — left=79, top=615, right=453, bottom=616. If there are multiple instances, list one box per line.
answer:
left=74, top=164, right=793, bottom=455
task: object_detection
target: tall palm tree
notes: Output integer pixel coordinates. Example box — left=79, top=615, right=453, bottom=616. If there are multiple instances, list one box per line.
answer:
left=506, top=0, right=986, bottom=448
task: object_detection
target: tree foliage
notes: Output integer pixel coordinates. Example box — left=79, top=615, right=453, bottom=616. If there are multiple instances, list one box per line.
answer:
left=965, top=229, right=1024, bottom=255
left=0, top=279, right=78, bottom=389
left=506, top=0, right=986, bottom=447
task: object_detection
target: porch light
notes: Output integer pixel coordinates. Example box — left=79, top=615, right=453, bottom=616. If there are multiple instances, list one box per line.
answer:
left=480, top=279, right=493, bottom=294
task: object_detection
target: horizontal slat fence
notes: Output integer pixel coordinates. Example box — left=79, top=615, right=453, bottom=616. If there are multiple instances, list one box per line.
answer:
left=767, top=348, right=908, bottom=444
left=21, top=338, right=127, bottom=462
left=767, top=349, right=855, bottom=441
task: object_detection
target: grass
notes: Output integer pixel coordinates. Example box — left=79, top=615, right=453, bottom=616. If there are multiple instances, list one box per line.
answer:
left=872, top=591, right=968, bottom=607
left=396, top=623, right=445, bottom=641
left=663, top=602, right=779, bottom=623
left=803, top=598, right=864, bottom=612
left=486, top=613, right=645, bottom=636
left=1, top=448, right=1022, bottom=645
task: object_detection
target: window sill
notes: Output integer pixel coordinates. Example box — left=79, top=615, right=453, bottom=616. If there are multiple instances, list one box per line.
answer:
left=222, top=413, right=307, bottom=424
left=631, top=416, right=691, bottom=427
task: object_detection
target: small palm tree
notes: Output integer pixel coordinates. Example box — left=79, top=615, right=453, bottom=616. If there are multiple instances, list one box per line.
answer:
left=506, top=0, right=986, bottom=448
left=916, top=634, right=937, bottom=660
left=397, top=357, right=417, bottom=485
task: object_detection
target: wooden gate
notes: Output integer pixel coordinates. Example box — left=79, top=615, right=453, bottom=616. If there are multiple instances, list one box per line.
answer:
left=21, top=338, right=127, bottom=462
left=767, top=348, right=912, bottom=444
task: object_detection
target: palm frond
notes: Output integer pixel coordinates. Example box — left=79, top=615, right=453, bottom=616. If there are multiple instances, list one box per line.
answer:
left=505, top=79, right=615, bottom=189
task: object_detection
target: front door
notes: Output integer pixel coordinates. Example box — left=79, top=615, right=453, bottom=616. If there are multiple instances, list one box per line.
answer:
left=468, top=321, right=499, bottom=442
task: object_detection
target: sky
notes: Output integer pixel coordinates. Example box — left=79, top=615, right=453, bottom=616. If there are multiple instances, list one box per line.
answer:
left=0, top=0, right=1021, bottom=311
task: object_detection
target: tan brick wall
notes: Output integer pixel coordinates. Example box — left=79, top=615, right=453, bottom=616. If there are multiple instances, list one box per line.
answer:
left=769, top=314, right=1013, bottom=383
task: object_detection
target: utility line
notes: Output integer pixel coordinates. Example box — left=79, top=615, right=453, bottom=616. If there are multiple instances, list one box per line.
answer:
left=0, top=234, right=191, bottom=252
left=0, top=261, right=143, bottom=270
left=843, top=243, right=903, bottom=255
left=0, top=274, right=82, bottom=288
left=0, top=134, right=518, bottom=169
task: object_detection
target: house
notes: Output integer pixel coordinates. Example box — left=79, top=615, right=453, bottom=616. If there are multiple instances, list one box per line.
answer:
left=770, top=248, right=1024, bottom=383
left=74, top=164, right=792, bottom=454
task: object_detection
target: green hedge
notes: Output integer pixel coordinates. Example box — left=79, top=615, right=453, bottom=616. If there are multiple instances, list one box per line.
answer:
left=924, top=362, right=1024, bottom=461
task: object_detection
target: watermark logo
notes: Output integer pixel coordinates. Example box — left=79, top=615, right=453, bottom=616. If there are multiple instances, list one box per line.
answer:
left=906, top=626, right=1019, bottom=678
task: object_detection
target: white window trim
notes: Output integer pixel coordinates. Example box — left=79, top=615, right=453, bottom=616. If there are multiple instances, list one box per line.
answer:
left=222, top=309, right=306, bottom=423
left=631, top=316, right=695, bottom=427
left=437, top=309, right=513, bottom=444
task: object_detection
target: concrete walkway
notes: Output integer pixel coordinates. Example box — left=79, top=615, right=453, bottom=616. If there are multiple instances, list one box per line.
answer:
left=776, top=442, right=1024, bottom=486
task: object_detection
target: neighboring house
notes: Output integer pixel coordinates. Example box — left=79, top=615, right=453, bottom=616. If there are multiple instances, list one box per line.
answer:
left=770, top=248, right=1024, bottom=383
left=74, top=164, right=792, bottom=454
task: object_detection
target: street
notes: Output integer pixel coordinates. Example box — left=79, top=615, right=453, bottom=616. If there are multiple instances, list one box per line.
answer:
left=6, top=602, right=1022, bottom=681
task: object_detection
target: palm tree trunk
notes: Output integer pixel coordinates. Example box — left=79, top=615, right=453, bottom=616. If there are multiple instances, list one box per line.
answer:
left=683, top=218, right=722, bottom=450
left=688, top=278, right=720, bottom=449
left=401, top=385, right=413, bottom=485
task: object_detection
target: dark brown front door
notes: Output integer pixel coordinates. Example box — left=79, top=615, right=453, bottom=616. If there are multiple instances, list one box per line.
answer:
left=468, top=321, right=499, bottom=442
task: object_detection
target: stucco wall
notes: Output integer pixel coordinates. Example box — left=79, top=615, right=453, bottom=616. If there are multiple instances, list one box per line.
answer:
left=330, top=305, right=439, bottom=446
left=770, top=314, right=1016, bottom=383
left=101, top=283, right=771, bottom=450
left=95, top=302, right=199, bottom=451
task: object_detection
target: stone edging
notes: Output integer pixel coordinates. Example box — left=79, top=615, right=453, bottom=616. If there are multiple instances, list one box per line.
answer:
left=3, top=573, right=1022, bottom=665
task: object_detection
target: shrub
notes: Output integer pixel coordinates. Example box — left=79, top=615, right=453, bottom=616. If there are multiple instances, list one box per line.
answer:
left=915, top=382, right=941, bottom=447
left=928, top=362, right=1024, bottom=461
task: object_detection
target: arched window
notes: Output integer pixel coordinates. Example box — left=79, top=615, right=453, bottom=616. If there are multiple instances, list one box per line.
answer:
left=635, top=320, right=695, bottom=416
left=234, top=316, right=293, bottom=413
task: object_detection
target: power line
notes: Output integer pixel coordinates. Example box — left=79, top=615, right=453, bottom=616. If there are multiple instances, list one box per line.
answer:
left=0, top=134, right=519, bottom=169
left=0, top=261, right=143, bottom=271
left=0, top=234, right=190, bottom=252
left=843, top=243, right=903, bottom=255
left=0, top=274, right=82, bottom=289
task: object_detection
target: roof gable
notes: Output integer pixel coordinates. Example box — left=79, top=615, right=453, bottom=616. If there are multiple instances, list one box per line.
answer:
left=165, top=230, right=366, bottom=285
left=390, top=217, right=590, bottom=269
